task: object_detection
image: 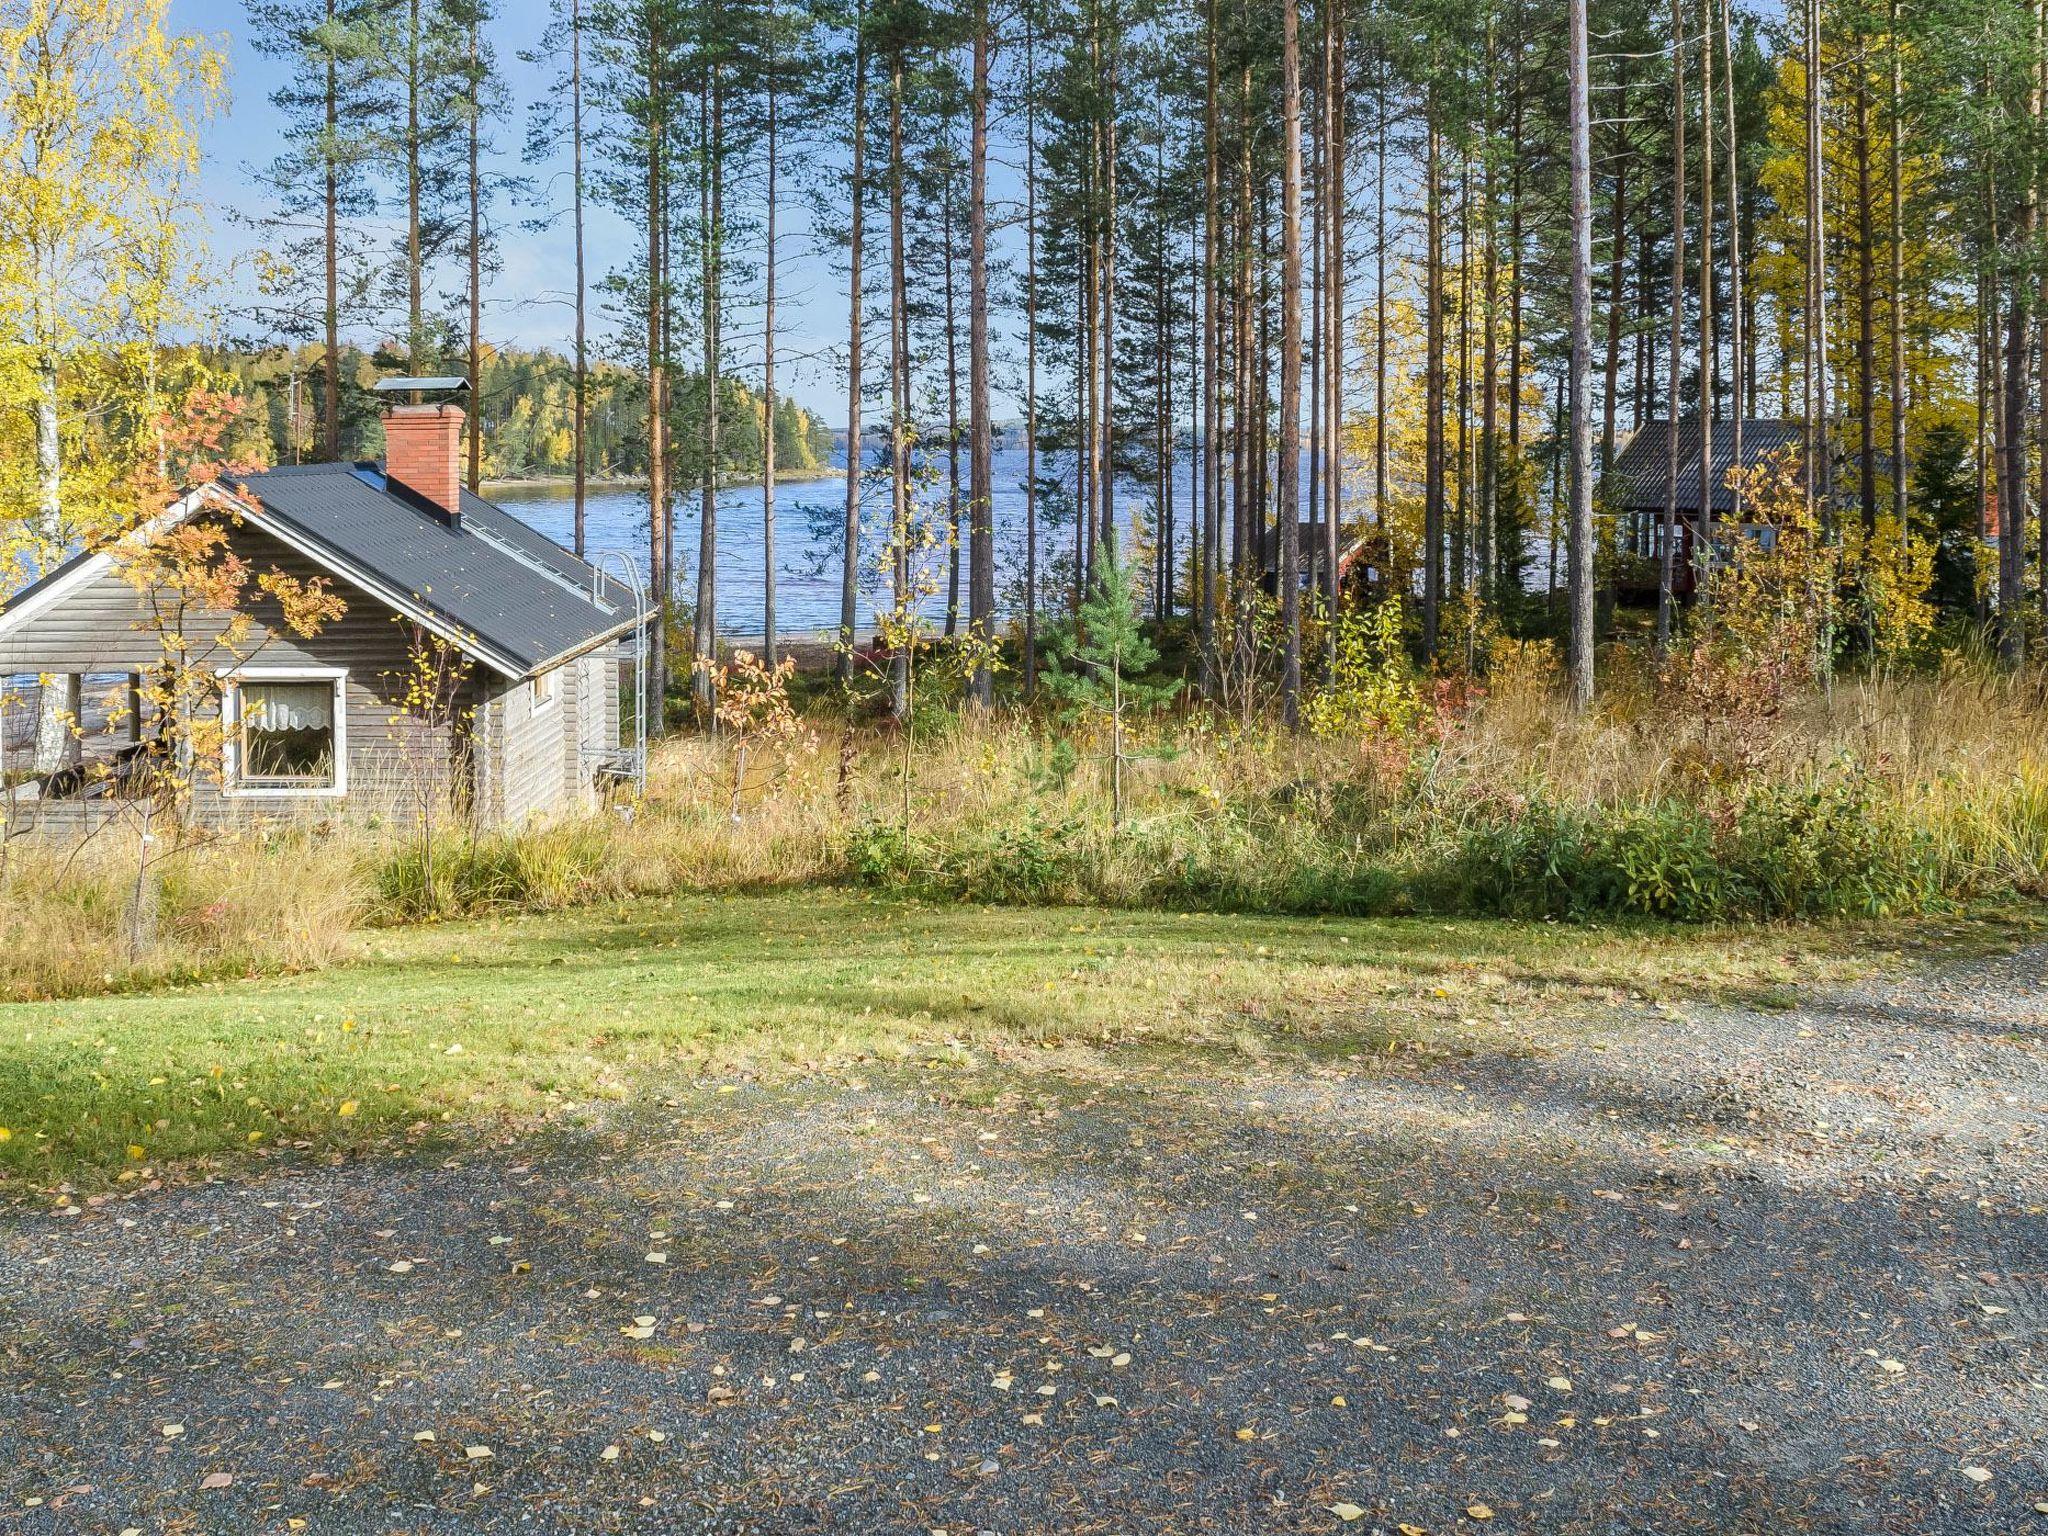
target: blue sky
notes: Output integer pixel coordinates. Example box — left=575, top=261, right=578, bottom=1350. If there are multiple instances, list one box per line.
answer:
left=176, top=0, right=855, bottom=417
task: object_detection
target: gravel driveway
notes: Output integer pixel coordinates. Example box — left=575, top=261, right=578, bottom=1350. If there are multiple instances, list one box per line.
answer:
left=2, top=939, right=2043, bottom=1534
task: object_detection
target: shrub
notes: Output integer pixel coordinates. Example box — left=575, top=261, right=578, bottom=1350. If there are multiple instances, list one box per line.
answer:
left=843, top=820, right=911, bottom=884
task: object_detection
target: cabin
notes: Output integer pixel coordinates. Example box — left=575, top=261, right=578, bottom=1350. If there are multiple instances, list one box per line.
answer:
left=0, top=381, right=648, bottom=837
left=1603, top=418, right=1808, bottom=596
left=1261, top=521, right=1378, bottom=602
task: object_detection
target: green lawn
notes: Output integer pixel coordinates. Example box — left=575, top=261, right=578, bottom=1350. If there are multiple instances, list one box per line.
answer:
left=0, top=889, right=1985, bottom=1192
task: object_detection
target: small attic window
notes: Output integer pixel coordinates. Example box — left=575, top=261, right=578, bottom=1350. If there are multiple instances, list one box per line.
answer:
left=530, top=666, right=558, bottom=712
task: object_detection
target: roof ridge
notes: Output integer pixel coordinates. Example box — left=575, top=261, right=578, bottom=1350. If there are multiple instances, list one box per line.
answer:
left=460, top=513, right=620, bottom=614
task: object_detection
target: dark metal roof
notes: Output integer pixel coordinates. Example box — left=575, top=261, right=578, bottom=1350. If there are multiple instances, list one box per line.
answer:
left=1260, top=522, right=1369, bottom=574
left=218, top=462, right=633, bottom=675
left=1605, top=419, right=1806, bottom=515
left=455, top=488, right=635, bottom=611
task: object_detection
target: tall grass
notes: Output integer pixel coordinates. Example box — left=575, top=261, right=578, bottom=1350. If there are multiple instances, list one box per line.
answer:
left=0, top=830, right=365, bottom=999
left=4, top=659, right=2047, bottom=1000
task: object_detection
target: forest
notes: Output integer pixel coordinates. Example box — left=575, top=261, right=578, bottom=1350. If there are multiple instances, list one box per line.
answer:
left=6, top=0, right=2048, bottom=962
left=209, top=343, right=836, bottom=483
left=197, top=0, right=2048, bottom=708
left=3, top=0, right=2044, bottom=689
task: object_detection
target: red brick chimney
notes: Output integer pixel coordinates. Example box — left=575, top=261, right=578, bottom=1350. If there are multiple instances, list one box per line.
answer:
left=382, top=402, right=465, bottom=526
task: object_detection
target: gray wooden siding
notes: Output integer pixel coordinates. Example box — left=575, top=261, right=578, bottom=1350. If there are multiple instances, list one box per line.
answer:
left=0, top=516, right=623, bottom=832
left=471, top=644, right=623, bottom=826
left=0, top=520, right=478, bottom=828
left=575, top=650, right=611, bottom=811
left=488, top=662, right=573, bottom=826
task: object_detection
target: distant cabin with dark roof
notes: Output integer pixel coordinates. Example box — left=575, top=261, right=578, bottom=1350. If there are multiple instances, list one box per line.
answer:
left=1602, top=418, right=1810, bottom=596
left=0, top=392, right=647, bottom=834
left=1603, top=418, right=1809, bottom=523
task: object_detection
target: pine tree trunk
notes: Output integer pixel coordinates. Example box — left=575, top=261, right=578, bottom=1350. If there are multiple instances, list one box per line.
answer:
left=1479, top=29, right=1498, bottom=608
left=1278, top=0, right=1303, bottom=728
left=1024, top=12, right=1040, bottom=698
left=1856, top=44, right=1876, bottom=535
left=1454, top=165, right=1470, bottom=600
left=1807, top=0, right=1831, bottom=526
left=406, top=0, right=423, bottom=370
left=1099, top=38, right=1119, bottom=568
left=1725, top=0, right=1744, bottom=516
left=1374, top=47, right=1387, bottom=538
left=1235, top=46, right=1253, bottom=587
left=1886, top=0, right=1902, bottom=531
left=762, top=42, right=779, bottom=668
left=942, top=138, right=962, bottom=637
left=466, top=11, right=483, bottom=493
left=1567, top=0, right=1596, bottom=708
left=2036, top=6, right=2048, bottom=619
left=838, top=10, right=865, bottom=683
left=695, top=64, right=724, bottom=711
left=1422, top=102, right=1443, bottom=659
left=1257, top=194, right=1273, bottom=572
left=643, top=19, right=668, bottom=737
left=1998, top=0, right=2043, bottom=664
left=2002, top=278, right=2030, bottom=663
left=1156, top=120, right=1172, bottom=617
left=1697, top=0, right=1714, bottom=571
left=324, top=0, right=341, bottom=462
left=1199, top=0, right=1220, bottom=689
left=1507, top=11, right=1523, bottom=449
left=1659, top=0, right=1686, bottom=653
left=572, top=0, right=587, bottom=556
left=888, top=50, right=911, bottom=718
left=967, top=6, right=994, bottom=703
left=1082, top=129, right=1099, bottom=594
left=1306, top=77, right=1321, bottom=602
left=1324, top=0, right=1343, bottom=668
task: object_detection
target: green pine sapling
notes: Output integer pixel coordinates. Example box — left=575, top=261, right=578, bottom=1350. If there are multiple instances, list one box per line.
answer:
left=1041, top=543, right=1179, bottom=825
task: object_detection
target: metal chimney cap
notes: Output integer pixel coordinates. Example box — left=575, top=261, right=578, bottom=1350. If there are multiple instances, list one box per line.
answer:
left=373, top=375, right=470, bottom=394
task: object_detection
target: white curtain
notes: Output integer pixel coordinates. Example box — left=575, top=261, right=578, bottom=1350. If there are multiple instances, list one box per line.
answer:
left=242, top=682, right=334, bottom=732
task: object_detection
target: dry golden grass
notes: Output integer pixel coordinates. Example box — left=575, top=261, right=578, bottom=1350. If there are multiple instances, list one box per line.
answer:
left=3, top=658, right=2047, bottom=1001
left=1463, top=648, right=2048, bottom=802
left=0, top=829, right=365, bottom=999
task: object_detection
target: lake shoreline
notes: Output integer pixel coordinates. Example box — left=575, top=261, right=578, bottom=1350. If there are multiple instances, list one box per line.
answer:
left=485, top=467, right=844, bottom=495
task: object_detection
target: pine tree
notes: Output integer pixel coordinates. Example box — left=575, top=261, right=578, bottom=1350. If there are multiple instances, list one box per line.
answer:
left=365, top=0, right=468, bottom=368
left=247, top=0, right=385, bottom=461
left=1042, top=542, right=1179, bottom=824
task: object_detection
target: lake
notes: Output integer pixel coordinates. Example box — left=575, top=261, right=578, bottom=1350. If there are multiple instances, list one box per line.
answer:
left=489, top=445, right=1221, bottom=638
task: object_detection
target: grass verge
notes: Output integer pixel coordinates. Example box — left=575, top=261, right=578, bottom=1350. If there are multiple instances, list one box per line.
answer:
left=3, top=887, right=2028, bottom=1194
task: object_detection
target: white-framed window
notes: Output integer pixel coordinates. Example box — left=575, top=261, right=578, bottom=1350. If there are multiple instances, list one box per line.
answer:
left=222, top=667, right=347, bottom=797
left=530, top=666, right=558, bottom=713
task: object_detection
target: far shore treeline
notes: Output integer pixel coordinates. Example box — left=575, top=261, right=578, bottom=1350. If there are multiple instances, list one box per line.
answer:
left=211, top=344, right=835, bottom=485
